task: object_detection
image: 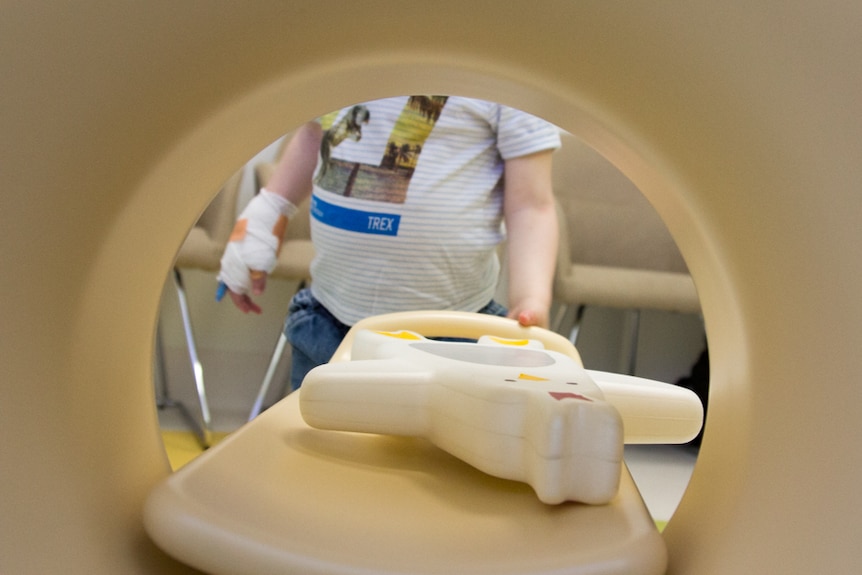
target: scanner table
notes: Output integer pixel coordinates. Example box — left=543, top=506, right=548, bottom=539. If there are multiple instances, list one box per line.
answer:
left=144, top=312, right=697, bottom=575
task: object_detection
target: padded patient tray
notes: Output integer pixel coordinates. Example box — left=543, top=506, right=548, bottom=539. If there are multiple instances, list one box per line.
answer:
left=145, top=392, right=667, bottom=575
left=145, top=312, right=668, bottom=574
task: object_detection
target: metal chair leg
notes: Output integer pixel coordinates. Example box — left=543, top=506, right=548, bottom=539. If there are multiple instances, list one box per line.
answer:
left=248, top=332, right=288, bottom=421
left=248, top=280, right=307, bottom=421
left=155, top=320, right=211, bottom=449
left=568, top=304, right=586, bottom=346
left=171, top=268, right=213, bottom=448
left=623, top=308, right=641, bottom=375
left=550, top=302, right=569, bottom=334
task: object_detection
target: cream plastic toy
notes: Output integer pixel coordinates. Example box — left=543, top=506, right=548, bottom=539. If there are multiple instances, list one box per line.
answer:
left=300, top=327, right=702, bottom=504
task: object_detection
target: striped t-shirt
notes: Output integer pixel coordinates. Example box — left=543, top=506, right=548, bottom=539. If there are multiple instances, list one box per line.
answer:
left=308, top=96, right=561, bottom=326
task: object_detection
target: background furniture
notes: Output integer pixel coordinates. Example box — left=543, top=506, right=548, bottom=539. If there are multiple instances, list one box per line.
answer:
left=551, top=132, right=701, bottom=373
left=157, top=169, right=243, bottom=447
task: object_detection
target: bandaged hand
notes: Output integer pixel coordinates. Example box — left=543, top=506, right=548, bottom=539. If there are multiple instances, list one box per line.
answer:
left=217, top=188, right=298, bottom=296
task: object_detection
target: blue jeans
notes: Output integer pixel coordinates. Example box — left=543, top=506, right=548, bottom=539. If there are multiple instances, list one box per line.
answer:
left=283, top=288, right=508, bottom=391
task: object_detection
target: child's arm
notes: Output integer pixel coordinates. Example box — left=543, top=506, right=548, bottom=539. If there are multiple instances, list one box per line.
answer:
left=218, top=122, right=322, bottom=313
left=502, top=149, right=558, bottom=328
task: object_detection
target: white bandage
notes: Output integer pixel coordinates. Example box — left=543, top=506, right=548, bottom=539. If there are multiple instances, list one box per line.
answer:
left=217, top=188, right=299, bottom=295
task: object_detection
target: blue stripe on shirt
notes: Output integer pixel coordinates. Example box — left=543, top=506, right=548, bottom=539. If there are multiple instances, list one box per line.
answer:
left=311, top=195, right=401, bottom=236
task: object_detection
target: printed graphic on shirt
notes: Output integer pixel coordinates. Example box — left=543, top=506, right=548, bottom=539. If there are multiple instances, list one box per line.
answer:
left=316, top=105, right=371, bottom=183
left=315, top=96, right=449, bottom=204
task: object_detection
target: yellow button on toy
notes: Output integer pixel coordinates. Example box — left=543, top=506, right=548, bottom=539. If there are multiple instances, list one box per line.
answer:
left=376, top=330, right=423, bottom=340
left=486, top=336, right=530, bottom=346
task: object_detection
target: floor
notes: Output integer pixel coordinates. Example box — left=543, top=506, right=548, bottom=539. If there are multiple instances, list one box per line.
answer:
left=623, top=443, right=698, bottom=523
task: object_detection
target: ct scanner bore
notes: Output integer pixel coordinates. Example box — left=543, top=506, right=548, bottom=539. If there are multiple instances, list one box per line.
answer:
left=1, top=2, right=860, bottom=574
